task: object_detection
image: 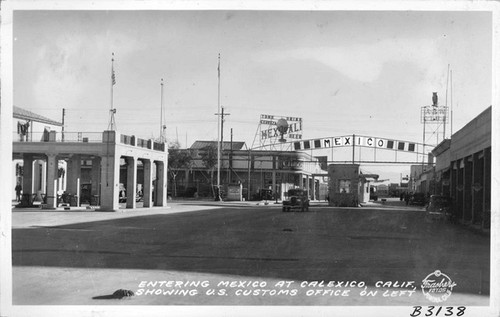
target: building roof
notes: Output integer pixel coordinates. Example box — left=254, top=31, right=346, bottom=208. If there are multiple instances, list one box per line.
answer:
left=13, top=106, right=63, bottom=126
left=431, top=139, right=451, bottom=157
left=190, top=140, right=247, bottom=151
left=359, top=172, right=379, bottom=181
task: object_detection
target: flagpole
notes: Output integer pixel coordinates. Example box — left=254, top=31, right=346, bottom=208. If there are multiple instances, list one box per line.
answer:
left=160, top=78, right=164, bottom=142
left=216, top=53, right=221, bottom=201
left=108, top=52, right=117, bottom=130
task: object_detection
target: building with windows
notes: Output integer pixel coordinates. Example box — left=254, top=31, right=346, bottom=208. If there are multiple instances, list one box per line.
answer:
left=12, top=106, right=64, bottom=201
left=12, top=107, right=169, bottom=211
left=169, top=141, right=329, bottom=201
left=416, top=106, right=491, bottom=230
left=327, top=164, right=378, bottom=207
left=445, top=106, right=491, bottom=229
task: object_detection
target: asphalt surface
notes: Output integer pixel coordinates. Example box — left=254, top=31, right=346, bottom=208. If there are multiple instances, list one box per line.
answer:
left=11, top=199, right=490, bottom=309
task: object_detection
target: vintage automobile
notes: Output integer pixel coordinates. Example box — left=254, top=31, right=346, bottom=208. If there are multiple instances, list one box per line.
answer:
left=282, top=188, right=310, bottom=212
left=409, top=192, right=427, bottom=206
left=425, top=195, right=453, bottom=222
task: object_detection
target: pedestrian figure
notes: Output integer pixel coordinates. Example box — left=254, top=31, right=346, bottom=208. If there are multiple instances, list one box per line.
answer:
left=404, top=192, right=410, bottom=206
left=15, top=183, right=22, bottom=202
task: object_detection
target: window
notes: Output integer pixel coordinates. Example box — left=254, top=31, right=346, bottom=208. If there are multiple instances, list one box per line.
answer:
left=339, top=179, right=351, bottom=193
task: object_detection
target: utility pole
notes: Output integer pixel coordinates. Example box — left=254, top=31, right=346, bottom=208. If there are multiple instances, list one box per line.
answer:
left=216, top=54, right=222, bottom=201
left=215, top=106, right=230, bottom=198
left=450, top=70, right=453, bottom=137
left=220, top=107, right=230, bottom=148
left=229, top=128, right=233, bottom=184
left=61, top=108, right=65, bottom=142
left=444, top=64, right=450, bottom=140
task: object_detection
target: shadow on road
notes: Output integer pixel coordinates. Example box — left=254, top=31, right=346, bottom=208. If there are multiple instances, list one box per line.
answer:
left=12, top=205, right=490, bottom=296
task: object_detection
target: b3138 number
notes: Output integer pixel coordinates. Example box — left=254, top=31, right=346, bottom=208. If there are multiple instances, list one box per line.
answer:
left=410, top=306, right=466, bottom=316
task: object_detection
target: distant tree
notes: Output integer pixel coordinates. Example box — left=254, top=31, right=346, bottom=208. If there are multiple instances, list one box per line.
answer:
left=200, top=143, right=218, bottom=197
left=167, top=140, right=193, bottom=197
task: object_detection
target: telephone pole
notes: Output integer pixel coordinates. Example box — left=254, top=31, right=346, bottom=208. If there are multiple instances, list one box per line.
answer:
left=214, top=106, right=230, bottom=199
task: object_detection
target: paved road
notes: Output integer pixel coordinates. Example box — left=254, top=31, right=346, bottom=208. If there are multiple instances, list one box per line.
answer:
left=11, top=200, right=490, bottom=308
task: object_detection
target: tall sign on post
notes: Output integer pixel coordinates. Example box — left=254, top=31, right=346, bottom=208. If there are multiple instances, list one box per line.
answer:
left=421, top=92, right=449, bottom=164
left=252, top=114, right=303, bottom=150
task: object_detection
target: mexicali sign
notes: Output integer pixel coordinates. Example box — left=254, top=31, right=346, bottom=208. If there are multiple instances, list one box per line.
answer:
left=260, top=114, right=303, bottom=140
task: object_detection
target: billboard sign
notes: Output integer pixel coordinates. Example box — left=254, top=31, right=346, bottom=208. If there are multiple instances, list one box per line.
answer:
left=421, top=106, right=449, bottom=123
left=259, top=114, right=303, bottom=141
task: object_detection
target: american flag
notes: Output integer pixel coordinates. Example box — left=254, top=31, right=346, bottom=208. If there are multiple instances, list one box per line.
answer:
left=111, top=53, right=116, bottom=85
left=112, top=67, right=116, bottom=85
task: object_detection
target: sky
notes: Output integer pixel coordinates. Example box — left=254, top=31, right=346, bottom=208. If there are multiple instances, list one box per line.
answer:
left=12, top=7, right=493, bottom=180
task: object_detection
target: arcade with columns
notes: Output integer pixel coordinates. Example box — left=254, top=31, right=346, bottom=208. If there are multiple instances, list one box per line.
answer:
left=13, top=130, right=168, bottom=211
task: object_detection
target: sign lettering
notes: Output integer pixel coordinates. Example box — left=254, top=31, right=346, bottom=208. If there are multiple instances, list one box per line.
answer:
left=294, top=136, right=417, bottom=153
left=421, top=106, right=449, bottom=123
left=260, top=114, right=303, bottom=141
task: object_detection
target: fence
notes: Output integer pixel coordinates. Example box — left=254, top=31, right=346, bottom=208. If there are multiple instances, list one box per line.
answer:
left=14, top=131, right=167, bottom=152
left=13, top=131, right=103, bottom=143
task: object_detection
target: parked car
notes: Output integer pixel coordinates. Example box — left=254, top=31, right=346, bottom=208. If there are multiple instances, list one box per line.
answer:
left=425, top=195, right=453, bottom=222
left=409, top=193, right=427, bottom=206
left=260, top=189, right=274, bottom=201
left=282, top=188, right=310, bottom=212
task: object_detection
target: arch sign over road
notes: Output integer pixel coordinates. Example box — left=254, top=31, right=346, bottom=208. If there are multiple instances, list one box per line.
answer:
left=292, top=135, right=419, bottom=153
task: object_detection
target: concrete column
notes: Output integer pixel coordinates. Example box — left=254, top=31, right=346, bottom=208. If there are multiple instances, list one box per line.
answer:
left=306, top=175, right=310, bottom=198
left=34, top=160, right=46, bottom=194
left=90, top=157, right=101, bottom=196
left=464, top=156, right=473, bottom=223
left=45, top=154, right=58, bottom=208
left=481, top=150, right=486, bottom=227
left=311, top=176, right=316, bottom=201
left=155, top=161, right=167, bottom=207
left=99, top=154, right=120, bottom=211
left=142, top=159, right=153, bottom=208
left=472, top=153, right=480, bottom=224
left=126, top=156, right=137, bottom=209
left=22, top=155, right=34, bottom=195
left=459, top=160, right=465, bottom=221
left=483, top=148, right=491, bottom=229
left=66, top=155, right=81, bottom=195
left=272, top=170, right=276, bottom=200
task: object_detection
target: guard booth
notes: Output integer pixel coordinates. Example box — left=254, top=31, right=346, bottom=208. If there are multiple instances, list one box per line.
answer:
left=225, top=183, right=243, bottom=201
left=328, top=164, right=370, bottom=207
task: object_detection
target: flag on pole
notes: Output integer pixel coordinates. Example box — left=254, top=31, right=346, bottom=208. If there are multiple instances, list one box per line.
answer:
left=112, top=67, right=116, bottom=85
left=111, top=53, right=116, bottom=85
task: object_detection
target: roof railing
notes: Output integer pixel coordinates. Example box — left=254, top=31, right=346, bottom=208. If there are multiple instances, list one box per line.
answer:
left=13, top=130, right=167, bottom=152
